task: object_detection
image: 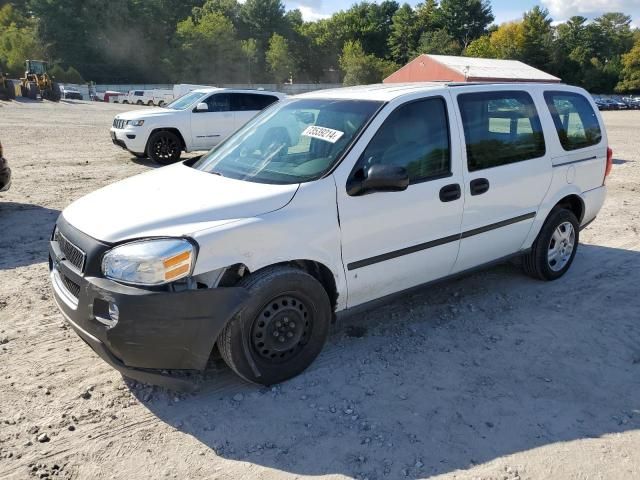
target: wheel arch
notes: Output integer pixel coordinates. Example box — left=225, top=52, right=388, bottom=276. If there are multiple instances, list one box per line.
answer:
left=552, top=194, right=585, bottom=223
left=146, top=127, right=187, bottom=151
left=213, top=259, right=340, bottom=314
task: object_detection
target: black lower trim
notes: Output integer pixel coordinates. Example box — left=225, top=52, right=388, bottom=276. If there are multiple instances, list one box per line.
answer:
left=347, top=211, right=537, bottom=271
left=579, top=217, right=596, bottom=231
left=347, top=234, right=460, bottom=270
left=553, top=156, right=597, bottom=167
left=460, top=212, right=536, bottom=239
left=339, top=250, right=530, bottom=321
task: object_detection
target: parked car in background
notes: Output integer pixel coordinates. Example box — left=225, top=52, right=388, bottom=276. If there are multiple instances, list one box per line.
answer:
left=104, top=91, right=126, bottom=103
left=110, top=88, right=285, bottom=164
left=0, top=140, right=11, bottom=192
left=123, top=90, right=155, bottom=106
left=152, top=89, right=174, bottom=107
left=55, top=83, right=611, bottom=387
left=60, top=85, right=83, bottom=100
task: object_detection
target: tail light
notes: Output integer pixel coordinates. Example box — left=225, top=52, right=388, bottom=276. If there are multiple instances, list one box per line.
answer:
left=604, top=147, right=613, bottom=184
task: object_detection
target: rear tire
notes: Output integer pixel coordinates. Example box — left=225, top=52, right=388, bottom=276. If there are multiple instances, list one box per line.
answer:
left=147, top=130, right=182, bottom=165
left=147, top=100, right=154, bottom=106
left=523, top=209, right=579, bottom=281
left=6, top=82, right=15, bottom=100
left=27, top=82, right=38, bottom=100
left=51, top=82, right=61, bottom=102
left=218, top=266, right=331, bottom=385
left=136, top=100, right=143, bottom=105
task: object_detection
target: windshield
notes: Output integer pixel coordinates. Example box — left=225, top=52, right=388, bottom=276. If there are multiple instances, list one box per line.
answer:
left=166, top=91, right=207, bottom=110
left=193, top=98, right=383, bottom=184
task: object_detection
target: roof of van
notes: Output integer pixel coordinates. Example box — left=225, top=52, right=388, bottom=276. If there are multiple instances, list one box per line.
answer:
left=298, top=82, right=570, bottom=102
left=190, top=87, right=284, bottom=96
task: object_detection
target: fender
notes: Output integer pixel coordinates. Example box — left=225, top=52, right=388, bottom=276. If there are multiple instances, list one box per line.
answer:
left=522, top=180, right=583, bottom=250
left=190, top=177, right=348, bottom=310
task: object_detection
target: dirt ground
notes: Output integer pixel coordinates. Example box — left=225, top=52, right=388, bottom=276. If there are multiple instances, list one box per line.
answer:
left=0, top=98, right=639, bottom=480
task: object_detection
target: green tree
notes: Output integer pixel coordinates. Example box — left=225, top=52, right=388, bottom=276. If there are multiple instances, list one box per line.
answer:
left=241, top=38, right=258, bottom=83
left=464, top=35, right=495, bottom=58
left=389, top=3, right=418, bottom=65
left=415, top=29, right=461, bottom=56
left=435, top=0, right=494, bottom=48
left=176, top=10, right=244, bottom=83
left=414, top=0, right=438, bottom=33
left=521, top=6, right=553, bottom=71
left=0, top=4, right=43, bottom=76
left=266, top=33, right=293, bottom=82
left=340, top=40, right=394, bottom=86
left=616, top=39, right=640, bottom=92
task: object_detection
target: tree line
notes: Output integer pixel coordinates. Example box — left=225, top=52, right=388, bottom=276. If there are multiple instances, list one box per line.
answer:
left=1, top=0, right=639, bottom=92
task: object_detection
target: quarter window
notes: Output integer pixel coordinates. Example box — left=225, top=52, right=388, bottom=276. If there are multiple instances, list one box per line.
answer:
left=232, top=93, right=279, bottom=111
left=544, top=91, right=602, bottom=150
left=458, top=91, right=546, bottom=172
left=357, top=97, right=451, bottom=183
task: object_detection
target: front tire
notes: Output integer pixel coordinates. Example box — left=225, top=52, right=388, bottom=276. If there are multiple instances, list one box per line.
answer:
left=523, top=208, right=579, bottom=281
left=27, top=82, right=38, bottom=100
left=218, top=266, right=331, bottom=385
left=147, top=130, right=182, bottom=165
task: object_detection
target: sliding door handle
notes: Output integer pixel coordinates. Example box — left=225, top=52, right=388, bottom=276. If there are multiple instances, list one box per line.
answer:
left=470, top=178, right=490, bottom=196
left=439, top=183, right=461, bottom=202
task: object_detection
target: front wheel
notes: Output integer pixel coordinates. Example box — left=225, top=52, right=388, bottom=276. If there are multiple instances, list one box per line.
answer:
left=218, top=266, right=331, bottom=385
left=523, top=209, right=579, bottom=281
left=147, top=130, right=182, bottom=165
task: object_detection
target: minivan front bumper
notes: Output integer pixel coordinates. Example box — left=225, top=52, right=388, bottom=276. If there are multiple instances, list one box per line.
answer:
left=49, top=217, right=249, bottom=389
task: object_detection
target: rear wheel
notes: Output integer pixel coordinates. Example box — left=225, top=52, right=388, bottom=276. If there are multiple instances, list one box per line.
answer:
left=523, top=209, right=579, bottom=281
left=218, top=266, right=331, bottom=385
left=27, top=82, right=38, bottom=100
left=158, top=100, right=166, bottom=107
left=147, top=100, right=154, bottom=106
left=147, top=130, right=182, bottom=165
left=136, top=100, right=143, bottom=105
left=7, top=82, right=15, bottom=100
left=50, top=82, right=61, bottom=102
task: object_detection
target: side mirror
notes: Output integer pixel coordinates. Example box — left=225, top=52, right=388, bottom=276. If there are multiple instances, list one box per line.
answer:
left=195, top=102, right=209, bottom=112
left=347, top=164, right=410, bottom=196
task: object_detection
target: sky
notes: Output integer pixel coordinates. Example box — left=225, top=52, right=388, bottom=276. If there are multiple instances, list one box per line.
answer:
left=284, top=0, right=640, bottom=24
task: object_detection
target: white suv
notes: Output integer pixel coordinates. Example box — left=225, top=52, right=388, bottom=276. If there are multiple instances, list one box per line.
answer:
left=110, top=88, right=285, bottom=164
left=52, top=83, right=610, bottom=388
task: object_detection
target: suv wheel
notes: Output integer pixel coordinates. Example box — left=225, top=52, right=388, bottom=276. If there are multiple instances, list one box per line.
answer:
left=523, top=208, right=579, bottom=281
left=147, top=131, right=182, bottom=165
left=218, top=266, right=331, bottom=385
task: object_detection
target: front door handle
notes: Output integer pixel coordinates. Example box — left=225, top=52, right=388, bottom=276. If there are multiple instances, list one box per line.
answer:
left=470, top=178, right=490, bottom=196
left=439, top=183, right=461, bottom=202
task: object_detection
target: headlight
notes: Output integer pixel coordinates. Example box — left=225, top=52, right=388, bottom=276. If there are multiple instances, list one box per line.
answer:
left=126, top=120, right=144, bottom=126
left=102, top=238, right=196, bottom=286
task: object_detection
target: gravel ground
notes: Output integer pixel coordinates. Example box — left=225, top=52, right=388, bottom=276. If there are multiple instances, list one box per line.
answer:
left=0, top=98, right=639, bottom=480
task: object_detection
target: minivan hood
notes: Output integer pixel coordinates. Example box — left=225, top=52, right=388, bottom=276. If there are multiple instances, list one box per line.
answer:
left=62, top=163, right=299, bottom=243
left=115, top=108, right=174, bottom=120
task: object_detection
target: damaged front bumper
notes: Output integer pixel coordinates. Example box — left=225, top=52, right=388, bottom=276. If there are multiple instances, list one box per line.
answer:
left=49, top=216, right=249, bottom=390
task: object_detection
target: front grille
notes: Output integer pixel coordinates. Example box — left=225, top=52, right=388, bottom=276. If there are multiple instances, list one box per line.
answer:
left=113, top=118, right=126, bottom=129
left=61, top=274, right=81, bottom=299
left=55, top=230, right=86, bottom=272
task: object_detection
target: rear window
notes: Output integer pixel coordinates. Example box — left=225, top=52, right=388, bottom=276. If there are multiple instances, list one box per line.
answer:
left=544, top=91, right=602, bottom=151
left=232, top=93, right=280, bottom=111
left=457, top=91, right=545, bottom=172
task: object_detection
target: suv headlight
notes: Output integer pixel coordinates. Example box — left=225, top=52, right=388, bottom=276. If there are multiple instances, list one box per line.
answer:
left=127, top=120, right=144, bottom=126
left=102, top=238, right=196, bottom=286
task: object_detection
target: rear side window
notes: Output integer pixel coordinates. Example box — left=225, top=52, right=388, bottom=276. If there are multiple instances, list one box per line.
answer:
left=358, top=97, right=451, bottom=183
left=232, top=93, right=279, bottom=111
left=544, top=91, right=602, bottom=150
left=458, top=91, right=545, bottom=172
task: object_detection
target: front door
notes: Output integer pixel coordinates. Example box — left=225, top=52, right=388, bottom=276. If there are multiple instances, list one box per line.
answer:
left=336, top=95, right=465, bottom=308
left=191, top=93, right=235, bottom=149
left=451, top=88, right=553, bottom=273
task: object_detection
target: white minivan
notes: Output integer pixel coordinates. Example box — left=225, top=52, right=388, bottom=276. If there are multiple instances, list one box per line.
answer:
left=110, top=88, right=285, bottom=164
left=51, top=83, right=611, bottom=388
